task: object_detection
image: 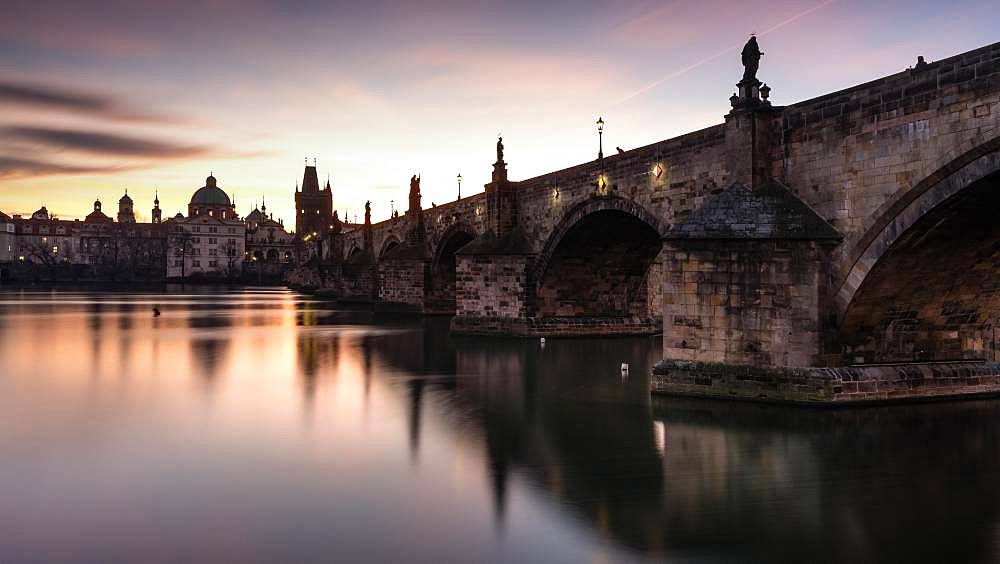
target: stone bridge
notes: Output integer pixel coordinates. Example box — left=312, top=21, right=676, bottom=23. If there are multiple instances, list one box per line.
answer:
left=321, top=39, right=1000, bottom=379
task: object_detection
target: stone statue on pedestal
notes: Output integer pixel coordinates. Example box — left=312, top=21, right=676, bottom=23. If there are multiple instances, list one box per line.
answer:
left=364, top=200, right=371, bottom=225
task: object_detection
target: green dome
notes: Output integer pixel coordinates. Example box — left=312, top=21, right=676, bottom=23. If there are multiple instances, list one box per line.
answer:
left=190, top=175, right=231, bottom=206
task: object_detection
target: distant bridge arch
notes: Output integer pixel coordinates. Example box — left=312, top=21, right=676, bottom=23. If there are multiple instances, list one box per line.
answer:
left=379, top=236, right=401, bottom=259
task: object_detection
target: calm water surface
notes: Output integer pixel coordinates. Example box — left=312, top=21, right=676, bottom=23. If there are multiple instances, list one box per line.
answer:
left=2, top=288, right=1000, bottom=563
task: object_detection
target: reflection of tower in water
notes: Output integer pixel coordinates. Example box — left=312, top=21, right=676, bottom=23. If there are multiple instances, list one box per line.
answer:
left=187, top=311, right=233, bottom=395
left=406, top=379, right=424, bottom=465
left=295, top=326, right=339, bottom=415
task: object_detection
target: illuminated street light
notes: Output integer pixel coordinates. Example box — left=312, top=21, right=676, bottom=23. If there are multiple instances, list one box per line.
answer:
left=457, top=173, right=462, bottom=201
left=596, top=116, right=604, bottom=161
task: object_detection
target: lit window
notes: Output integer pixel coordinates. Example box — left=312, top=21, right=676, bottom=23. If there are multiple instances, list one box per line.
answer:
left=52, top=246, right=58, bottom=253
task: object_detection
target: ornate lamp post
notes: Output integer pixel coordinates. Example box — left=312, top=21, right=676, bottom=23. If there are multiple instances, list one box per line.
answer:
left=596, top=116, right=605, bottom=161
left=457, top=173, right=462, bottom=200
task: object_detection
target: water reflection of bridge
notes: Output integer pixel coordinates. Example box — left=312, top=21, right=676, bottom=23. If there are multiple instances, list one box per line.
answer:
left=368, top=323, right=1000, bottom=561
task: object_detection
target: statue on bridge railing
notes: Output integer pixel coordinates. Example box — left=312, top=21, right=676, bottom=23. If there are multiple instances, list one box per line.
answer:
left=364, top=200, right=371, bottom=225
left=409, top=174, right=421, bottom=212
left=741, top=35, right=763, bottom=84
left=496, top=135, right=504, bottom=163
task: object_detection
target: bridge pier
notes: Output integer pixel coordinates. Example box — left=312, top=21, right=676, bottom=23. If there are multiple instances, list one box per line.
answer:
left=376, top=252, right=430, bottom=313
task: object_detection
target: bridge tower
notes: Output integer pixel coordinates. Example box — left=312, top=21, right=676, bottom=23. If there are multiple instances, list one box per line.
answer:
left=294, top=162, right=333, bottom=239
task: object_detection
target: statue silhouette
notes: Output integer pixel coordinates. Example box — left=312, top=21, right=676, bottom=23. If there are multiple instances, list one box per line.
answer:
left=408, top=175, right=421, bottom=212
left=741, top=36, right=763, bottom=84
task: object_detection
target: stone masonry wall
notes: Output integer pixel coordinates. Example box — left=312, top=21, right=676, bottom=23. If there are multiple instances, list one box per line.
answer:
left=377, top=258, right=427, bottom=311
left=663, top=239, right=829, bottom=368
left=652, top=359, right=1000, bottom=404
left=339, top=262, right=376, bottom=302
left=515, top=125, right=728, bottom=257
left=455, top=254, right=530, bottom=319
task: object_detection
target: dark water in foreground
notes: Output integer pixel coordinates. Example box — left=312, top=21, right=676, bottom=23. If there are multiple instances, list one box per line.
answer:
left=2, top=288, right=999, bottom=563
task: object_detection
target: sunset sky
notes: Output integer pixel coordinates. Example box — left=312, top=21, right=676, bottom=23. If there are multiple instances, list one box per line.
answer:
left=1, top=0, right=996, bottom=226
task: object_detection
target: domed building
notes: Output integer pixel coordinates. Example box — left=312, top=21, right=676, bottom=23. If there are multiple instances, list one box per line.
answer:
left=189, top=174, right=237, bottom=220
left=165, top=173, right=246, bottom=280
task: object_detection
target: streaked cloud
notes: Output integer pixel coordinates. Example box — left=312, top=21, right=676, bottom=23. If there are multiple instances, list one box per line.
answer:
left=6, top=126, right=210, bottom=159
left=0, top=81, right=177, bottom=123
left=0, top=156, right=137, bottom=179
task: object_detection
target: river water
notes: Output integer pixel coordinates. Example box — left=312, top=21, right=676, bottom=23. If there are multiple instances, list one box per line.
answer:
left=1, top=288, right=998, bottom=563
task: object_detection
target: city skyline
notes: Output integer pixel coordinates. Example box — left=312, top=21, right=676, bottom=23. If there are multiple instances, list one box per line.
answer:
left=2, top=0, right=997, bottom=226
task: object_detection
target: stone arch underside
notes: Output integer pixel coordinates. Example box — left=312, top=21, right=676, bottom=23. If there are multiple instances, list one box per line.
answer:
left=426, top=224, right=477, bottom=314
left=378, top=237, right=401, bottom=259
left=534, top=199, right=665, bottom=322
left=835, top=140, right=1000, bottom=315
left=839, top=165, right=1000, bottom=363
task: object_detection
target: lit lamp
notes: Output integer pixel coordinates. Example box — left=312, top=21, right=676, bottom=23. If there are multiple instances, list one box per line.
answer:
left=596, top=117, right=605, bottom=161
left=457, top=173, right=462, bottom=200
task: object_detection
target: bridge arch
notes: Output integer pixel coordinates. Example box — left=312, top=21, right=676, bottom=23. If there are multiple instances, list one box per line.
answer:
left=836, top=138, right=1000, bottom=315
left=838, top=140, right=1000, bottom=362
left=427, top=222, right=477, bottom=313
left=533, top=196, right=666, bottom=319
left=378, top=236, right=401, bottom=259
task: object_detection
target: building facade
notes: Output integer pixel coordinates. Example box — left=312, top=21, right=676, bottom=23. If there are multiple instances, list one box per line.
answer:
left=0, top=173, right=313, bottom=283
left=245, top=199, right=295, bottom=263
left=165, top=174, right=246, bottom=279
